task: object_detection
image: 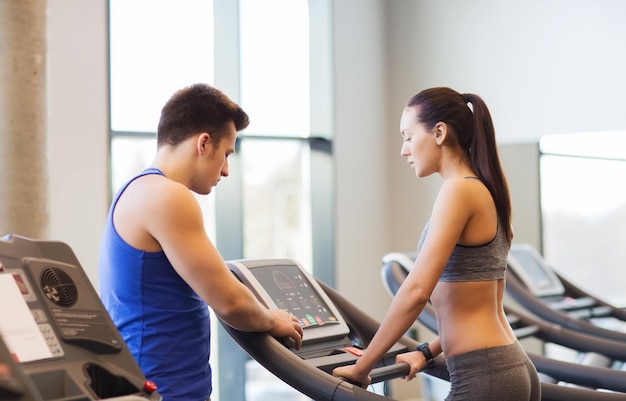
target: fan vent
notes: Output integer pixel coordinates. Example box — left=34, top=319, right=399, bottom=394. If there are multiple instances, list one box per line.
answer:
left=41, top=267, right=78, bottom=307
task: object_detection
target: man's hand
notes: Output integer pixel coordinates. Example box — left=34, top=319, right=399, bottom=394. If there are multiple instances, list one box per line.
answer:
left=268, top=309, right=304, bottom=350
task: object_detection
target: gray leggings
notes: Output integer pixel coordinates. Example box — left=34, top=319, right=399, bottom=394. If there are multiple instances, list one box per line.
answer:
left=444, top=341, right=541, bottom=401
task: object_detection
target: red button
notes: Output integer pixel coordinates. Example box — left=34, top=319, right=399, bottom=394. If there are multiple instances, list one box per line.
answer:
left=343, top=346, right=364, bottom=356
left=144, top=380, right=157, bottom=393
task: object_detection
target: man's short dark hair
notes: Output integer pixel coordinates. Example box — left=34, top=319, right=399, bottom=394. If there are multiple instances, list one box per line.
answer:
left=157, top=83, right=250, bottom=148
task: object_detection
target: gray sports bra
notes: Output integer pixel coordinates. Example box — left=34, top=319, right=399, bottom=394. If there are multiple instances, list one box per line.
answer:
left=416, top=214, right=509, bottom=282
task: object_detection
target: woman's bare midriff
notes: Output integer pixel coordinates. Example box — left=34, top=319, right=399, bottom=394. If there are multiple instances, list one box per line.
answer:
left=431, top=279, right=516, bottom=358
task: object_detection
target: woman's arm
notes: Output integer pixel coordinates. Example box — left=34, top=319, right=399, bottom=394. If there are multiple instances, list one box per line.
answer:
left=332, top=179, right=474, bottom=385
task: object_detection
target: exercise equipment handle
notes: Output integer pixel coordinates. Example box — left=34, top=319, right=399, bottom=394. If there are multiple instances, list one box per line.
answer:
left=337, top=363, right=410, bottom=388
left=370, top=363, right=410, bottom=384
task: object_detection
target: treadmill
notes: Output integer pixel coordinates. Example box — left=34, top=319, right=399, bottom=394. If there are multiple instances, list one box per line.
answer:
left=381, top=252, right=626, bottom=401
left=0, top=234, right=161, bottom=401
left=506, top=243, right=626, bottom=343
left=221, top=258, right=449, bottom=401
left=219, top=257, right=626, bottom=401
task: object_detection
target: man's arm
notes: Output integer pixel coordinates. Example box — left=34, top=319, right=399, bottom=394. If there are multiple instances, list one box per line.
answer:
left=135, top=177, right=303, bottom=344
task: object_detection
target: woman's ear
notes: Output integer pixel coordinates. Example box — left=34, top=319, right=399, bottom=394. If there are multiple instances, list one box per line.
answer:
left=433, top=122, right=448, bottom=145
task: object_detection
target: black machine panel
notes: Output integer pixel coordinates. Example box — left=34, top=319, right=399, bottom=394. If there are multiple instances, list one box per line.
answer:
left=507, top=244, right=565, bottom=297
left=228, top=259, right=350, bottom=349
left=249, top=262, right=340, bottom=329
left=0, top=234, right=161, bottom=401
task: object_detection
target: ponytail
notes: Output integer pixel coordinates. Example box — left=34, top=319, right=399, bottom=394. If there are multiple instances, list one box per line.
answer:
left=408, top=88, right=513, bottom=245
left=463, top=93, right=513, bottom=245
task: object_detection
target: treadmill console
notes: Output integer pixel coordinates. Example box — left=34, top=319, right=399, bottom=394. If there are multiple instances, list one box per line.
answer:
left=507, top=244, right=565, bottom=297
left=227, top=259, right=351, bottom=347
left=225, top=258, right=408, bottom=380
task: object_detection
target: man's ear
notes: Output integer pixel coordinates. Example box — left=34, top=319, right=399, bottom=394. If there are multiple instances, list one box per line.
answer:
left=197, top=132, right=211, bottom=155
left=433, top=122, right=448, bottom=145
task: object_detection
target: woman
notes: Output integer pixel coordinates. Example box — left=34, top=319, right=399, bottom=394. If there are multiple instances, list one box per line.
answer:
left=333, top=87, right=540, bottom=400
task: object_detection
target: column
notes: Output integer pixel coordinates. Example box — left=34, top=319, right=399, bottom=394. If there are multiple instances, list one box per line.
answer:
left=0, top=0, right=48, bottom=239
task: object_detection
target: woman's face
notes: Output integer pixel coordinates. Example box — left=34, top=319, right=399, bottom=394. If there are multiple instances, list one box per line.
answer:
left=399, top=106, right=440, bottom=178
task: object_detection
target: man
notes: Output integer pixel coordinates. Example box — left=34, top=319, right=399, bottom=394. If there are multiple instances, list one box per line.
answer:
left=98, top=83, right=303, bottom=401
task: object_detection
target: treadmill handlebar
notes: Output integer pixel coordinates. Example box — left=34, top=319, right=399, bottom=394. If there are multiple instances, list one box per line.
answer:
left=369, top=363, right=410, bottom=384
left=336, top=363, right=411, bottom=387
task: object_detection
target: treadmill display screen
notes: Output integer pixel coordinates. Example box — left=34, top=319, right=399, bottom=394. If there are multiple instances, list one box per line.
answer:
left=249, top=264, right=339, bottom=329
left=510, top=248, right=554, bottom=289
left=508, top=245, right=565, bottom=297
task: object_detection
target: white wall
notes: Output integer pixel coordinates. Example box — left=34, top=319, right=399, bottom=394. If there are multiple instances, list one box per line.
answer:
left=333, top=0, right=392, bottom=320
left=380, top=0, right=626, bottom=255
left=386, top=0, right=626, bottom=142
left=47, top=0, right=109, bottom=287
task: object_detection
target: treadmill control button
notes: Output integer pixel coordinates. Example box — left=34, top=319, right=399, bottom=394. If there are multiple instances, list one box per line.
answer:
left=143, top=380, right=157, bottom=393
left=343, top=347, right=364, bottom=356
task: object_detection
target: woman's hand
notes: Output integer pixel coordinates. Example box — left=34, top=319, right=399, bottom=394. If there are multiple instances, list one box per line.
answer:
left=395, top=351, right=428, bottom=381
left=332, top=364, right=372, bottom=388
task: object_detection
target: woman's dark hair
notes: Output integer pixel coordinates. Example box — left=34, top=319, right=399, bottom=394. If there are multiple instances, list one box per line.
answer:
left=157, top=83, right=249, bottom=148
left=407, top=87, right=513, bottom=244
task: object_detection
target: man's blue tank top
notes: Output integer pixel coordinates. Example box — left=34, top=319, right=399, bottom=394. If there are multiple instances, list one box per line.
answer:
left=98, top=167, right=211, bottom=401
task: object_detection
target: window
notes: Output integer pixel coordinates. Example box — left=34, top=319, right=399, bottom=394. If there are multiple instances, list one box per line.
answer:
left=109, top=0, right=214, bottom=134
left=240, top=139, right=313, bottom=264
left=239, top=0, right=310, bottom=137
left=540, top=131, right=626, bottom=308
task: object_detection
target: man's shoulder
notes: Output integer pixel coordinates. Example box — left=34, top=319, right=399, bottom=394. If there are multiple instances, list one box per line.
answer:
left=130, top=173, right=187, bottom=197
left=116, top=174, right=194, bottom=223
